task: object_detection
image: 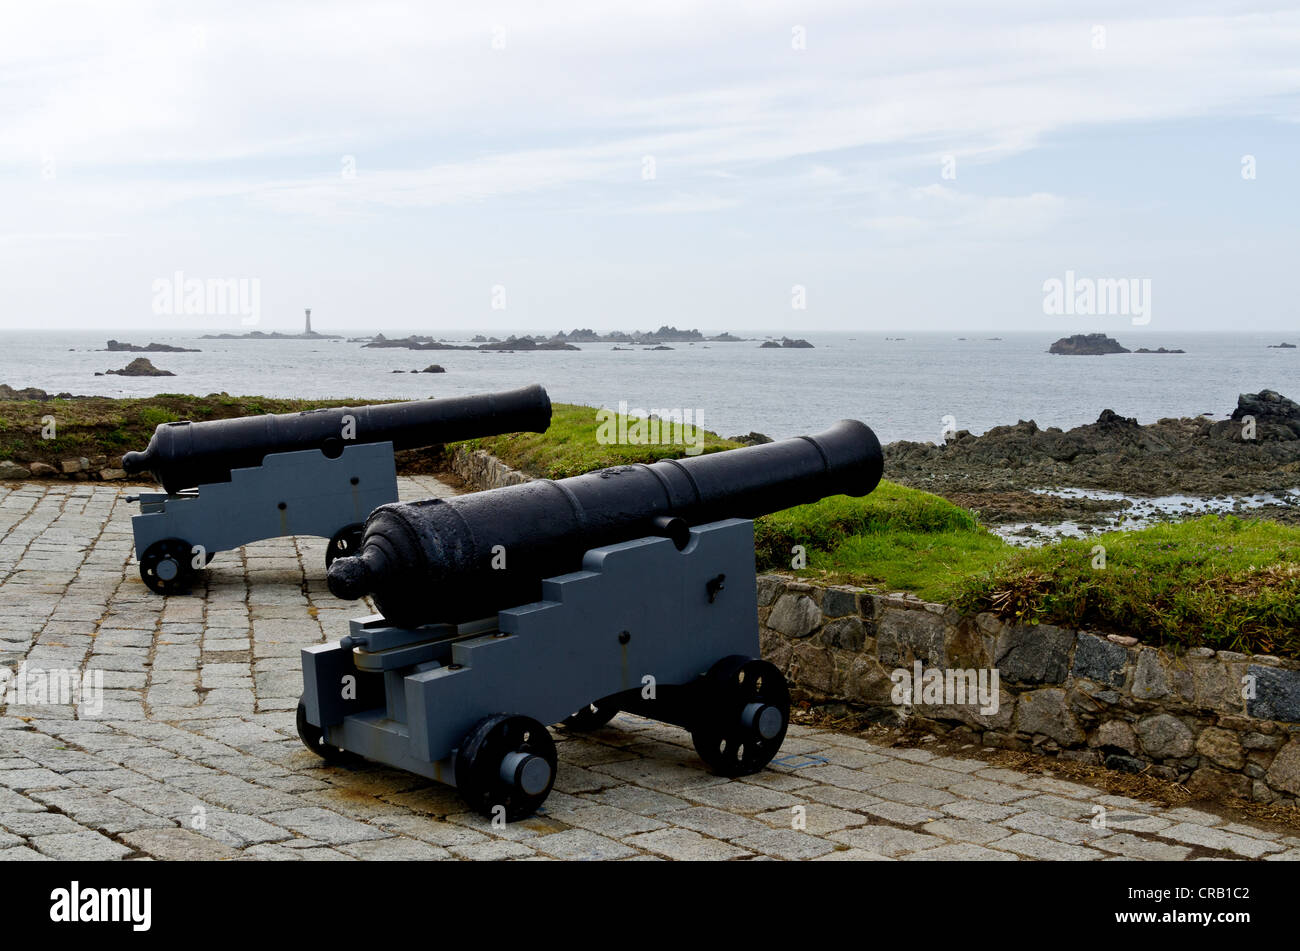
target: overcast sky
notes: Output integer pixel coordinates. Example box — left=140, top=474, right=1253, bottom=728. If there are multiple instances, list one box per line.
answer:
left=2, top=0, right=1298, bottom=335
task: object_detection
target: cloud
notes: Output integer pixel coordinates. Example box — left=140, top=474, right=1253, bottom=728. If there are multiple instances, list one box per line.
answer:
left=2, top=2, right=1297, bottom=211
left=2, top=1, right=1298, bottom=332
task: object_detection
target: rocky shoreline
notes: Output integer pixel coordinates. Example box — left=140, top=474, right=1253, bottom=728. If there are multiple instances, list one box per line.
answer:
left=886, top=390, right=1300, bottom=532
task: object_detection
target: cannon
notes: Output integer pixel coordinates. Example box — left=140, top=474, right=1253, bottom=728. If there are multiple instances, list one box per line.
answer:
left=123, top=384, right=551, bottom=594
left=300, top=419, right=882, bottom=820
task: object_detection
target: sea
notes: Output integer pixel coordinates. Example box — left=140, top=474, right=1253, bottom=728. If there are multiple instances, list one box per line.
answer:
left=1, top=331, right=1296, bottom=445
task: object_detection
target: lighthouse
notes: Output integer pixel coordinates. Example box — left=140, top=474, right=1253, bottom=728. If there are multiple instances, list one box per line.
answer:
left=304, top=308, right=312, bottom=335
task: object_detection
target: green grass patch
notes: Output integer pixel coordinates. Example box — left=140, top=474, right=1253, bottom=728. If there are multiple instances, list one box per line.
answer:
left=754, top=484, right=1013, bottom=602
left=954, top=516, right=1300, bottom=657
left=0, top=395, right=736, bottom=477
left=0, top=394, right=369, bottom=470
left=456, top=402, right=739, bottom=479
left=138, top=406, right=183, bottom=427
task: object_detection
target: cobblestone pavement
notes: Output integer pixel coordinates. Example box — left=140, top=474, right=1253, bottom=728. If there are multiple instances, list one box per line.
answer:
left=1, top=479, right=1298, bottom=861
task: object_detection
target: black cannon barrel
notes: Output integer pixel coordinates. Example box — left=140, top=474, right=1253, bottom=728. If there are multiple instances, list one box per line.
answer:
left=327, top=419, right=882, bottom=626
left=121, top=384, right=552, bottom=494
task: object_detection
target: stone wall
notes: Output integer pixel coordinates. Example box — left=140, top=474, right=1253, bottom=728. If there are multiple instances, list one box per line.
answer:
left=758, top=574, right=1300, bottom=804
left=0, top=455, right=126, bottom=481
left=2, top=442, right=527, bottom=487
left=442, top=444, right=532, bottom=490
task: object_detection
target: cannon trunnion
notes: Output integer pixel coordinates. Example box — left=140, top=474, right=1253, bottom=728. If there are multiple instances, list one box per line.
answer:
left=301, top=419, right=884, bottom=820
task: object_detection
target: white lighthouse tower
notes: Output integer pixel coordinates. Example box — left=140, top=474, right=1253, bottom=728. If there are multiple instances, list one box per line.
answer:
left=304, top=308, right=312, bottom=335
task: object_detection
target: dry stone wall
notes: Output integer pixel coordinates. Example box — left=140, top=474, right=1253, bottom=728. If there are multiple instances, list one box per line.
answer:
left=758, top=574, right=1300, bottom=804
left=442, top=445, right=532, bottom=490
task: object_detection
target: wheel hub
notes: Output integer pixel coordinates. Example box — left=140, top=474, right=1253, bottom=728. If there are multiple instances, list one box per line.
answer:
left=139, top=538, right=197, bottom=594
left=743, top=702, right=784, bottom=740
left=691, top=656, right=790, bottom=777
left=500, top=751, right=552, bottom=796
left=455, top=713, right=557, bottom=820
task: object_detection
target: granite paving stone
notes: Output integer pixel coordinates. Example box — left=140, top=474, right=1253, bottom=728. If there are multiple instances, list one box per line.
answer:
left=0, top=480, right=1293, bottom=861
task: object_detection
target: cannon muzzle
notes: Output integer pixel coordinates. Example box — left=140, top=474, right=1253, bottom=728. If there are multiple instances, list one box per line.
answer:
left=328, top=418, right=882, bottom=626
left=122, top=384, right=552, bottom=493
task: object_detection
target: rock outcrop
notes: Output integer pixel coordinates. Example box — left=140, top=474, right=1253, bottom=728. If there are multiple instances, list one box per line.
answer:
left=362, top=326, right=741, bottom=348
left=759, top=337, right=814, bottom=349
left=105, top=358, right=175, bottom=377
left=477, top=336, right=580, bottom=351
left=886, top=389, right=1300, bottom=497
left=0, top=384, right=76, bottom=401
left=364, top=335, right=474, bottom=351
left=1048, top=333, right=1129, bottom=355
left=1222, top=389, right=1300, bottom=441
left=104, top=340, right=199, bottom=353
left=727, top=432, right=774, bottom=446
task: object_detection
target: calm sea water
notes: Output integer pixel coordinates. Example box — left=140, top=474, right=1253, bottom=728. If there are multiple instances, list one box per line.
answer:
left=1, top=331, right=1296, bottom=444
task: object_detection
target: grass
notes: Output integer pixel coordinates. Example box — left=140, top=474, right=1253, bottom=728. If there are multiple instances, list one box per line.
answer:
left=754, top=490, right=1300, bottom=658
left=0, top=394, right=370, bottom=467
left=954, top=516, right=1300, bottom=657
left=0, top=395, right=735, bottom=474
left=454, top=402, right=739, bottom=478
left=753, top=483, right=1011, bottom=602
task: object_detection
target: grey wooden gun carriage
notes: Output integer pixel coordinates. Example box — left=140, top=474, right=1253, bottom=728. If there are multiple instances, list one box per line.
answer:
left=121, top=385, right=551, bottom=593
left=300, top=419, right=883, bottom=820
